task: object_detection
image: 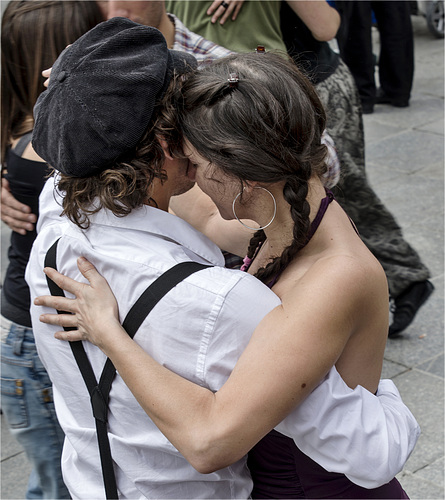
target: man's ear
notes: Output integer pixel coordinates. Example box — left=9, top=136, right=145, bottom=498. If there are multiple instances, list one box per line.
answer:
left=157, top=135, right=174, bottom=160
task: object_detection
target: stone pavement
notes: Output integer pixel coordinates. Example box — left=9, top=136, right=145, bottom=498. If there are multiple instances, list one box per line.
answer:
left=362, top=14, right=444, bottom=500
left=1, top=13, right=444, bottom=500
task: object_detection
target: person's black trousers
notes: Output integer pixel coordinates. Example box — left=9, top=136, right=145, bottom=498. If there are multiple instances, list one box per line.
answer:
left=336, top=0, right=414, bottom=107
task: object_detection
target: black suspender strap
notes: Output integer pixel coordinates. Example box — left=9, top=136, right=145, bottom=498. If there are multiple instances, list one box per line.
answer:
left=44, top=238, right=211, bottom=499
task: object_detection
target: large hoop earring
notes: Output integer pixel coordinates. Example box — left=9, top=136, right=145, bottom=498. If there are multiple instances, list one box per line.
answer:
left=232, top=186, right=277, bottom=231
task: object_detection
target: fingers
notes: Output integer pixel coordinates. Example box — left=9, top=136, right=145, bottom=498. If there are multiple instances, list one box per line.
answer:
left=76, top=257, right=104, bottom=288
left=231, top=1, right=244, bottom=21
left=1, top=212, right=35, bottom=234
left=210, top=2, right=230, bottom=24
left=40, top=256, right=115, bottom=308
left=207, top=0, right=230, bottom=24
left=207, top=0, right=222, bottom=15
left=35, top=294, right=76, bottom=313
left=43, top=266, right=84, bottom=296
left=39, top=311, right=84, bottom=341
left=207, top=0, right=244, bottom=24
left=1, top=178, right=35, bottom=214
left=38, top=307, right=84, bottom=342
left=41, top=258, right=99, bottom=296
left=1, top=179, right=36, bottom=233
left=54, top=330, right=84, bottom=342
left=39, top=312, right=78, bottom=329
left=42, top=68, right=51, bottom=88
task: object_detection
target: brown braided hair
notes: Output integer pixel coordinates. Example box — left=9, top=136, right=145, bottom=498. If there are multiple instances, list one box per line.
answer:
left=176, top=52, right=328, bottom=285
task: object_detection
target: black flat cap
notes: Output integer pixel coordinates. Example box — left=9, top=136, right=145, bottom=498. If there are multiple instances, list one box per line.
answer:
left=32, top=17, right=197, bottom=177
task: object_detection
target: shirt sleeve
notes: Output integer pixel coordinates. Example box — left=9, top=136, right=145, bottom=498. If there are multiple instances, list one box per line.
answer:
left=202, top=270, right=281, bottom=391
left=275, top=366, right=420, bottom=488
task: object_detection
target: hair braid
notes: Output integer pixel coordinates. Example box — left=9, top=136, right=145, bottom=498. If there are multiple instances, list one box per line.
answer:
left=246, top=230, right=267, bottom=260
left=254, top=164, right=312, bottom=285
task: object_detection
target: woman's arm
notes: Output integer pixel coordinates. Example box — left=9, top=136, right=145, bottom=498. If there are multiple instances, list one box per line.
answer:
left=169, top=184, right=256, bottom=257
left=286, top=0, right=340, bottom=41
left=36, top=256, right=419, bottom=485
left=277, top=369, right=420, bottom=488
left=36, top=254, right=362, bottom=472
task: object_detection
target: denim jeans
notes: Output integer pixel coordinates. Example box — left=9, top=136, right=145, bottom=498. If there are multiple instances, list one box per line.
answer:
left=1, top=315, right=70, bottom=499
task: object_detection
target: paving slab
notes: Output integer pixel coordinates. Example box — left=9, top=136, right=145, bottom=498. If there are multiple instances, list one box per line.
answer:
left=392, top=369, right=444, bottom=479
left=365, top=128, right=444, bottom=173
left=1, top=414, right=31, bottom=499
left=417, top=353, right=445, bottom=378
left=396, top=472, right=445, bottom=500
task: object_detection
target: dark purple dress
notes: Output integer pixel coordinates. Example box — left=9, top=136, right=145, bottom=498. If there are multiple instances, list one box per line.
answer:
left=243, top=191, right=410, bottom=499
left=248, top=430, right=409, bottom=499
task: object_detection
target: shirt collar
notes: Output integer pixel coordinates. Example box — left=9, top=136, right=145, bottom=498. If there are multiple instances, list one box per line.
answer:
left=84, top=204, right=225, bottom=267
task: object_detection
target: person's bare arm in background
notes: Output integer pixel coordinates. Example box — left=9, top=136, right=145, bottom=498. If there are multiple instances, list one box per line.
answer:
left=206, top=0, right=339, bottom=39
left=286, top=0, right=340, bottom=41
left=169, top=184, right=255, bottom=257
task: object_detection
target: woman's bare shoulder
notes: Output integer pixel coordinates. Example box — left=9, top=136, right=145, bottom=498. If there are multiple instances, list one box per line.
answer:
left=281, top=247, right=385, bottom=296
left=275, top=250, right=388, bottom=337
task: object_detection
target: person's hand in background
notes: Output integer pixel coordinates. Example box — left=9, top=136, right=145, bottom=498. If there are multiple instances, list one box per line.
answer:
left=207, top=0, right=245, bottom=24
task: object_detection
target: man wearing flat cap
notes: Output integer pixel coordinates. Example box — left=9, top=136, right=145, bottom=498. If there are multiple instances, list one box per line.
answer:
left=26, top=17, right=280, bottom=499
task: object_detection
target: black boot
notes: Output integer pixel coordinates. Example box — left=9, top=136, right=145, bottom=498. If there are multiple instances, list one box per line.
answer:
left=389, top=280, right=435, bottom=337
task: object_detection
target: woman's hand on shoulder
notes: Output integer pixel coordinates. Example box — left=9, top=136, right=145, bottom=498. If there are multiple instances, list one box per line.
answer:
left=36, top=257, right=126, bottom=351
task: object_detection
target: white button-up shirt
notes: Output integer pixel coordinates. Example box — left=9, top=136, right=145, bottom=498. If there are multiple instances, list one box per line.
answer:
left=26, top=178, right=419, bottom=498
left=27, top=180, right=280, bottom=499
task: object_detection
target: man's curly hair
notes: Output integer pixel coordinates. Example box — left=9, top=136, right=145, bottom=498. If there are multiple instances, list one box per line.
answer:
left=56, top=75, right=184, bottom=229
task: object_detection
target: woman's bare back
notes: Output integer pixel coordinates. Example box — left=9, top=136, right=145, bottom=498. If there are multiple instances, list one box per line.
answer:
left=250, top=198, right=389, bottom=394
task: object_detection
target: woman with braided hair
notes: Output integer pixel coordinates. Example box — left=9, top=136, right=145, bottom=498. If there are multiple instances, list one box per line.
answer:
left=36, top=52, right=414, bottom=498
left=176, top=53, right=330, bottom=285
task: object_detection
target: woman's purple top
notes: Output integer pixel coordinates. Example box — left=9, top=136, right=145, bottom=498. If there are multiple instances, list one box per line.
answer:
left=243, top=190, right=410, bottom=498
left=247, top=429, right=409, bottom=499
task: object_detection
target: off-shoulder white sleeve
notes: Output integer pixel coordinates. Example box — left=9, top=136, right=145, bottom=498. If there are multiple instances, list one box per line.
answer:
left=275, top=366, right=420, bottom=489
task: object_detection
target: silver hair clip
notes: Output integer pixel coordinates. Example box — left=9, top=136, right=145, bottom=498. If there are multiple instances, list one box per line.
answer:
left=255, top=45, right=266, bottom=54
left=228, top=72, right=239, bottom=88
